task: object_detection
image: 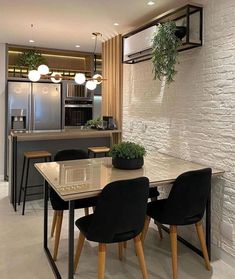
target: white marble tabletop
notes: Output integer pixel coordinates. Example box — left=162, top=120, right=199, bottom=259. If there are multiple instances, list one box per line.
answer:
left=35, top=153, right=224, bottom=201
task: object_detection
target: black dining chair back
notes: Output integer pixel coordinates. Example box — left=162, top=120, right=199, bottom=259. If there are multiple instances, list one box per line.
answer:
left=51, top=149, right=89, bottom=210
left=161, top=168, right=212, bottom=225
left=84, top=177, right=149, bottom=243
left=54, top=149, right=89, bottom=161
left=50, top=149, right=96, bottom=261
left=74, top=177, right=150, bottom=278
left=141, top=168, right=212, bottom=279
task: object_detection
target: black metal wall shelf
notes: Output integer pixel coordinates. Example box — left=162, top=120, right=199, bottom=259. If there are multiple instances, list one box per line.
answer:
left=122, top=4, right=203, bottom=64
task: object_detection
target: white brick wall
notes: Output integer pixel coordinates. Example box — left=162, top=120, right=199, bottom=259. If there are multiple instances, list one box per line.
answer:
left=122, top=0, right=235, bottom=261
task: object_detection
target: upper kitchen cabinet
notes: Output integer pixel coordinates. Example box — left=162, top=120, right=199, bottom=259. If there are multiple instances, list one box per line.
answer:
left=123, top=4, right=203, bottom=64
left=7, top=46, right=96, bottom=79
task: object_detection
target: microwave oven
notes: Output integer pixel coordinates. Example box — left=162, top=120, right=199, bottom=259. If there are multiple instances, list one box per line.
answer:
left=66, top=83, right=93, bottom=99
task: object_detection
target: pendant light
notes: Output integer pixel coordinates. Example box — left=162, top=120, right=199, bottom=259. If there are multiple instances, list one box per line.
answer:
left=74, top=32, right=105, bottom=89
left=74, top=73, right=86, bottom=84
left=50, top=72, right=62, bottom=83
left=86, top=80, right=97, bottom=90
left=27, top=27, right=105, bottom=87
left=38, top=64, right=49, bottom=75
left=28, top=70, right=41, bottom=82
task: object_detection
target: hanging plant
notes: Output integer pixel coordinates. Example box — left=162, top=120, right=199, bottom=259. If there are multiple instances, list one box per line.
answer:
left=152, top=21, right=185, bottom=84
left=17, top=49, right=46, bottom=70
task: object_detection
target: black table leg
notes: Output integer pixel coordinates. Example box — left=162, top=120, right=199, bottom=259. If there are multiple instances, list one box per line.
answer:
left=43, top=180, right=49, bottom=248
left=68, top=200, right=75, bottom=279
left=43, top=180, right=62, bottom=279
left=206, top=189, right=211, bottom=260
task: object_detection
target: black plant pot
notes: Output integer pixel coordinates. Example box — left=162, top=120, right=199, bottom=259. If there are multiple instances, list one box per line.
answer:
left=175, top=26, right=187, bottom=40
left=112, top=157, right=144, bottom=170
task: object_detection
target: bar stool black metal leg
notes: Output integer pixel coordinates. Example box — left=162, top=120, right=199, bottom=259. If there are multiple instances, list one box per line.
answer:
left=94, top=153, right=96, bottom=158
left=18, top=156, right=26, bottom=205
left=22, top=158, right=30, bottom=216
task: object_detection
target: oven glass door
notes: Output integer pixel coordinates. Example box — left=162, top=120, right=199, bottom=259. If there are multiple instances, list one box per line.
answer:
left=65, top=107, right=92, bottom=126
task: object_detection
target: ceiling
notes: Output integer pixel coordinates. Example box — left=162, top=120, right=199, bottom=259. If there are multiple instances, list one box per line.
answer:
left=0, top=0, right=196, bottom=53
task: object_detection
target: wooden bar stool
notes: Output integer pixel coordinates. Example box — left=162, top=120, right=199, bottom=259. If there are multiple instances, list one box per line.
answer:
left=18, top=150, right=52, bottom=215
left=88, top=146, right=110, bottom=158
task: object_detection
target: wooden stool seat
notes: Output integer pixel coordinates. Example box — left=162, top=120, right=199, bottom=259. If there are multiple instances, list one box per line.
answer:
left=88, top=147, right=110, bottom=153
left=24, top=150, right=52, bottom=159
left=88, top=146, right=110, bottom=158
left=19, top=150, right=52, bottom=215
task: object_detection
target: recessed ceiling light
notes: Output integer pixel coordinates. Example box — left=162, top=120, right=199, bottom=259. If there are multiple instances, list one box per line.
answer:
left=29, top=39, right=35, bottom=43
left=147, top=1, right=155, bottom=5
left=114, top=23, right=119, bottom=26
left=75, top=45, right=80, bottom=48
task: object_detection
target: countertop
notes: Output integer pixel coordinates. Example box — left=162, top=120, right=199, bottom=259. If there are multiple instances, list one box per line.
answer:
left=10, top=128, right=122, bottom=141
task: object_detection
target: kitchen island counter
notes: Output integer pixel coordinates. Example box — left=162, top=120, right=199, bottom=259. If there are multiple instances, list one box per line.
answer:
left=10, top=128, right=122, bottom=141
left=9, top=129, right=121, bottom=211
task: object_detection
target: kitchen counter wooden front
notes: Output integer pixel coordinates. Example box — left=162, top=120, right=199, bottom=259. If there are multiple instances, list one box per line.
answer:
left=10, top=129, right=122, bottom=142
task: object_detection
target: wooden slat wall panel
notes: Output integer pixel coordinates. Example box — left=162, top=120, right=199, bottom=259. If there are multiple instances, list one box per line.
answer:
left=102, top=35, right=122, bottom=144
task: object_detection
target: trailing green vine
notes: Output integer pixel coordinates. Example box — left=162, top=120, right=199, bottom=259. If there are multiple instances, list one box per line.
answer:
left=152, top=21, right=182, bottom=84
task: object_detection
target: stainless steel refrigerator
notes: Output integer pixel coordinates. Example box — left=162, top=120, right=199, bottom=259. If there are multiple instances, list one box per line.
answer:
left=7, top=81, right=61, bottom=132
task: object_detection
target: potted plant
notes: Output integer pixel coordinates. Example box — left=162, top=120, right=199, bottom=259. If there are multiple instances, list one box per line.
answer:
left=17, top=49, right=46, bottom=70
left=152, top=21, right=186, bottom=84
left=110, top=141, right=146, bottom=170
left=85, top=117, right=103, bottom=129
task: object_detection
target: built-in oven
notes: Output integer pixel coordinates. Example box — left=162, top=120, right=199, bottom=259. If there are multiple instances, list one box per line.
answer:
left=64, top=99, right=93, bottom=127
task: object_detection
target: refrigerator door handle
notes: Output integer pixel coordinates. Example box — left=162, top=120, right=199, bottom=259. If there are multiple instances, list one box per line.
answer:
left=33, top=95, right=36, bottom=130
left=28, top=93, right=31, bottom=131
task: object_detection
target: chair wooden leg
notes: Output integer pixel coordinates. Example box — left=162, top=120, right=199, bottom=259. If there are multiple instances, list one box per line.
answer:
left=51, top=211, right=58, bottom=238
left=98, top=243, right=106, bottom=279
left=74, top=232, right=85, bottom=273
left=141, top=216, right=151, bottom=243
left=123, top=241, right=127, bottom=249
left=170, top=225, right=178, bottom=279
left=134, top=235, right=148, bottom=279
left=118, top=243, right=123, bottom=261
left=156, top=222, right=163, bottom=240
left=53, top=210, right=63, bottom=261
left=84, top=207, right=89, bottom=215
left=195, top=222, right=211, bottom=271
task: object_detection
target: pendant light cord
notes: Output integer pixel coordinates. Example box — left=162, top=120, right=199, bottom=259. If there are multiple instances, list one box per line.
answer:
left=93, top=34, right=98, bottom=73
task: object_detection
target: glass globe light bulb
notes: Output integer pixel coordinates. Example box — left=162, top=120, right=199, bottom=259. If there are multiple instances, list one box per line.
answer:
left=37, top=64, right=49, bottom=75
left=86, top=80, right=97, bottom=90
left=93, top=74, right=103, bottom=84
left=74, top=73, right=86, bottom=84
left=51, top=72, right=62, bottom=83
left=28, top=70, right=41, bottom=82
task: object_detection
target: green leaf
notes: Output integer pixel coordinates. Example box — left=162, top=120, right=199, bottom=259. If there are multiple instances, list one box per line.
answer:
left=17, top=50, right=46, bottom=70
left=109, top=141, right=146, bottom=159
left=152, top=21, right=182, bottom=84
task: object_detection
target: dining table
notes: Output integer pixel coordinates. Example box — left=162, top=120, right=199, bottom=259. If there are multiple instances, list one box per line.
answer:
left=35, top=152, right=224, bottom=279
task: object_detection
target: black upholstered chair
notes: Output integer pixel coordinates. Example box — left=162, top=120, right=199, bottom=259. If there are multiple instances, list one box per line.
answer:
left=122, top=187, right=161, bottom=251
left=50, top=149, right=97, bottom=261
left=141, top=168, right=212, bottom=279
left=74, top=177, right=150, bottom=279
